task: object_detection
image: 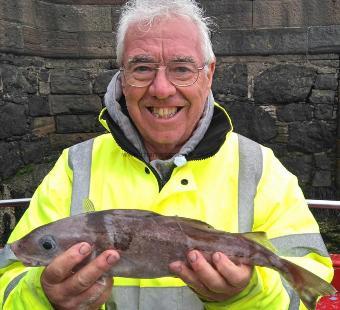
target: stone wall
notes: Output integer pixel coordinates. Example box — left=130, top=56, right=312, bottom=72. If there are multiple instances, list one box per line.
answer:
left=0, top=0, right=339, bottom=204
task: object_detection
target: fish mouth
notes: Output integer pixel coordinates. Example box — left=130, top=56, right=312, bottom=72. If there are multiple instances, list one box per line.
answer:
left=10, top=243, right=44, bottom=267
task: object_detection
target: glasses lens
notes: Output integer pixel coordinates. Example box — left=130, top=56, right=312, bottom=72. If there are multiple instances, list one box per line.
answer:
left=167, top=62, right=198, bottom=86
left=125, top=63, right=157, bottom=87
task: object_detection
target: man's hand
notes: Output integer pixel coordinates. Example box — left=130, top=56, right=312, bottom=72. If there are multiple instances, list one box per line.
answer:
left=169, top=250, right=252, bottom=302
left=41, top=242, right=119, bottom=310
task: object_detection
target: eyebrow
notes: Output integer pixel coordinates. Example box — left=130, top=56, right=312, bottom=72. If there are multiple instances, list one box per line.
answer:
left=170, top=56, right=196, bottom=63
left=127, top=55, right=156, bottom=64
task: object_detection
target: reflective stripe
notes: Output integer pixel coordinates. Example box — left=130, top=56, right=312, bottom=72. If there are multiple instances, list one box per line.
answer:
left=281, top=277, right=300, bottom=310
left=2, top=271, right=28, bottom=308
left=68, top=139, right=94, bottom=215
left=106, top=286, right=203, bottom=310
left=271, top=233, right=329, bottom=257
left=0, top=244, right=18, bottom=269
left=237, top=134, right=263, bottom=233
left=236, top=134, right=304, bottom=309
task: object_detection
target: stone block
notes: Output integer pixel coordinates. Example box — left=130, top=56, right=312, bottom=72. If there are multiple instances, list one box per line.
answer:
left=0, top=20, right=23, bottom=51
left=28, top=95, right=51, bottom=116
left=312, top=170, right=332, bottom=187
left=314, top=153, right=332, bottom=170
left=199, top=0, right=252, bottom=29
left=93, top=70, right=118, bottom=94
left=222, top=101, right=277, bottom=143
left=212, top=28, right=307, bottom=56
left=302, top=0, right=340, bottom=26
left=20, top=138, right=50, bottom=164
left=49, top=132, right=100, bottom=150
left=49, top=95, right=102, bottom=115
left=277, top=103, right=313, bottom=122
left=0, top=0, right=36, bottom=26
left=0, top=103, right=27, bottom=139
left=32, top=117, right=56, bottom=137
left=39, top=82, right=50, bottom=95
left=0, top=64, right=35, bottom=95
left=253, top=0, right=304, bottom=28
left=281, top=154, right=313, bottom=183
left=314, top=74, right=338, bottom=90
left=78, top=31, right=115, bottom=58
left=212, top=64, right=248, bottom=97
left=35, top=2, right=112, bottom=32
left=288, top=121, right=334, bottom=153
left=254, top=64, right=316, bottom=104
left=308, top=25, right=340, bottom=54
left=42, top=0, right=125, bottom=5
left=50, top=70, right=92, bottom=94
left=0, top=142, right=22, bottom=180
left=56, top=114, right=103, bottom=133
left=309, top=89, right=335, bottom=105
left=22, top=26, right=80, bottom=57
left=315, top=105, right=334, bottom=120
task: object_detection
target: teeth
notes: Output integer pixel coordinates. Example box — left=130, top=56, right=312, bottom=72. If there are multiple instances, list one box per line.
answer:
left=150, top=107, right=178, bottom=119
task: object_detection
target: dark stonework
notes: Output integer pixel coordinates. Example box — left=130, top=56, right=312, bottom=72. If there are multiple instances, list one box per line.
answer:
left=313, top=170, right=332, bottom=187
left=315, top=104, right=335, bottom=120
left=28, top=95, right=51, bottom=116
left=20, top=138, right=50, bottom=165
left=212, top=64, right=248, bottom=97
left=222, top=101, right=277, bottom=143
left=0, top=142, right=22, bottom=180
left=49, top=95, right=102, bottom=115
left=50, top=70, right=92, bottom=94
left=56, top=114, right=104, bottom=133
left=93, top=70, right=118, bottom=94
left=281, top=154, right=313, bottom=184
left=0, top=64, right=35, bottom=103
left=288, top=121, right=334, bottom=153
left=254, top=64, right=316, bottom=104
left=315, top=152, right=332, bottom=170
left=309, top=89, right=336, bottom=105
left=0, top=103, right=28, bottom=139
left=277, top=103, right=314, bottom=122
left=314, top=74, right=338, bottom=90
left=308, top=25, right=340, bottom=54
left=212, top=28, right=308, bottom=56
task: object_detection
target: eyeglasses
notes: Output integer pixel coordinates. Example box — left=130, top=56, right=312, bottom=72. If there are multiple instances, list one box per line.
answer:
left=120, top=62, right=206, bottom=87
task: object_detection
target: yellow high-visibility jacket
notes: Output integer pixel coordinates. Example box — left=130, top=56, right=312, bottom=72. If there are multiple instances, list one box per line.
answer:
left=0, top=103, right=333, bottom=309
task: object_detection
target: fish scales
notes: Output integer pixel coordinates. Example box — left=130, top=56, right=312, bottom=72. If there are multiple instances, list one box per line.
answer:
left=9, top=208, right=337, bottom=310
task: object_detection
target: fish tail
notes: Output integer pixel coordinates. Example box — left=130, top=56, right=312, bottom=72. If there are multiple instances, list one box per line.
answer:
left=280, top=258, right=336, bottom=310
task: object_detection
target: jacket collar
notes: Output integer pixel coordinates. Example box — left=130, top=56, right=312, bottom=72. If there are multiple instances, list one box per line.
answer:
left=100, top=101, right=233, bottom=162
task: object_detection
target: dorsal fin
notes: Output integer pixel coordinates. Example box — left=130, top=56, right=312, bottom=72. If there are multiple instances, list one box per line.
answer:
left=242, top=232, right=277, bottom=253
left=83, top=198, right=95, bottom=213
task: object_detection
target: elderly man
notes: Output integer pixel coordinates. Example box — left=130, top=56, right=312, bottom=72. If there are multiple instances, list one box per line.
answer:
left=0, top=0, right=333, bottom=309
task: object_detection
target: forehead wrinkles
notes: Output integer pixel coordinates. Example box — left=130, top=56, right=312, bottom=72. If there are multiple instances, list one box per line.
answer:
left=124, top=17, right=203, bottom=63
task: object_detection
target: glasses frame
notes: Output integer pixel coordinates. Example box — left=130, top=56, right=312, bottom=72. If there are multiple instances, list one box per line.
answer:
left=120, top=62, right=206, bottom=88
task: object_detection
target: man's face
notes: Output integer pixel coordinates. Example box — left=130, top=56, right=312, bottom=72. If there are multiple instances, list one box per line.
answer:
left=121, top=16, right=215, bottom=157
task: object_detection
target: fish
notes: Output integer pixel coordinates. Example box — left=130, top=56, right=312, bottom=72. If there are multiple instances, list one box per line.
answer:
left=10, top=207, right=336, bottom=310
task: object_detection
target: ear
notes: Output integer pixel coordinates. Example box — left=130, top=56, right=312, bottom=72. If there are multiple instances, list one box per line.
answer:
left=206, top=61, right=216, bottom=88
left=120, top=73, right=127, bottom=96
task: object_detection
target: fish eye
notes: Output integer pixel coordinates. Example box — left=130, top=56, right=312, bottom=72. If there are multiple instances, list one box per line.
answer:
left=39, top=235, right=57, bottom=251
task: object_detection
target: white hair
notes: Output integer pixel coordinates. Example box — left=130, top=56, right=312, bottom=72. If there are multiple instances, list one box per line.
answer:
left=116, top=0, right=215, bottom=66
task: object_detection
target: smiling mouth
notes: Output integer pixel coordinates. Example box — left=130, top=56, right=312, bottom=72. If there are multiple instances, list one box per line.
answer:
left=147, top=107, right=182, bottom=119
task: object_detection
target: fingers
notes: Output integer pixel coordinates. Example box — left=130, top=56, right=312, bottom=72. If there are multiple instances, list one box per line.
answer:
left=169, top=250, right=252, bottom=302
left=41, top=243, right=120, bottom=309
left=61, top=276, right=113, bottom=309
left=65, top=250, right=119, bottom=295
left=212, top=252, right=252, bottom=289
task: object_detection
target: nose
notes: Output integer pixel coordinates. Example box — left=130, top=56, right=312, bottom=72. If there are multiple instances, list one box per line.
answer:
left=148, top=68, right=176, bottom=99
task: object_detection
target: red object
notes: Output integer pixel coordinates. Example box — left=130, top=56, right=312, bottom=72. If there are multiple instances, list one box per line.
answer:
left=316, top=254, right=340, bottom=309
